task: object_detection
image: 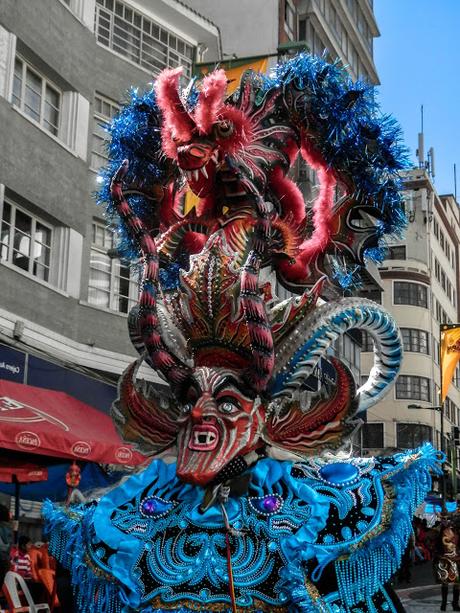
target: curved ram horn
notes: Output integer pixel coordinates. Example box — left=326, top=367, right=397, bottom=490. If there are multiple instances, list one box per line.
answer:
left=111, top=161, right=192, bottom=388
left=272, top=298, right=402, bottom=413
left=112, top=359, right=179, bottom=456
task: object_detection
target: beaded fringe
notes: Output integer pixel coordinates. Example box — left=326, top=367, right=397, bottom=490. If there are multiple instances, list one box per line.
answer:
left=335, top=444, right=442, bottom=610
left=43, top=501, right=123, bottom=613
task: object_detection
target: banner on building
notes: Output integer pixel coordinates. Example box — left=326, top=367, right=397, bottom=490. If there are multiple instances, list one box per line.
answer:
left=440, top=324, right=460, bottom=401
left=195, top=55, right=270, bottom=95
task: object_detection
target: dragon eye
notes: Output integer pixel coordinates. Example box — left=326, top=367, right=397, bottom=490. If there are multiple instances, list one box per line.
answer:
left=214, top=121, right=234, bottom=139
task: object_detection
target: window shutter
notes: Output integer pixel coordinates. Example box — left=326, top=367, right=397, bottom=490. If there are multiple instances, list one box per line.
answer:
left=74, top=0, right=96, bottom=30
left=0, top=26, right=16, bottom=101
left=61, top=91, right=90, bottom=160
left=52, top=226, right=83, bottom=296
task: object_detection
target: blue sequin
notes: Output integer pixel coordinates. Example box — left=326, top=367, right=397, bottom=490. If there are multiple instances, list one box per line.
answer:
left=319, top=462, right=359, bottom=485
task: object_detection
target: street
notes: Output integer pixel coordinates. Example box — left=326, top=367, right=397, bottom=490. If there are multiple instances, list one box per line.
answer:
left=396, top=560, right=443, bottom=612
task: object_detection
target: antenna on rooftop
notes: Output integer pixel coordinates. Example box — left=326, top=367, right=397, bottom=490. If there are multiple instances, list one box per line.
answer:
left=428, top=147, right=435, bottom=179
left=416, top=105, right=425, bottom=169
left=455, top=163, right=458, bottom=202
left=415, top=105, right=435, bottom=180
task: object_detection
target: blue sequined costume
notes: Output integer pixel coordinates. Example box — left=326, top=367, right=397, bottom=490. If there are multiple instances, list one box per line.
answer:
left=44, top=445, right=441, bottom=612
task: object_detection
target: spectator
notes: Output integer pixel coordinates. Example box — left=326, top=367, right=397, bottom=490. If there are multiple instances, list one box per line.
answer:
left=398, top=532, right=414, bottom=584
left=10, top=535, right=32, bottom=579
left=433, top=521, right=460, bottom=611
left=9, top=535, right=43, bottom=601
left=0, top=504, right=12, bottom=585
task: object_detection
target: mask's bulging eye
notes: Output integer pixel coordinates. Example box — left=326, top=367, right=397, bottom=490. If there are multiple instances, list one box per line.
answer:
left=183, top=403, right=193, bottom=414
left=217, top=395, right=240, bottom=414
left=220, top=401, right=236, bottom=414
left=214, top=121, right=234, bottom=139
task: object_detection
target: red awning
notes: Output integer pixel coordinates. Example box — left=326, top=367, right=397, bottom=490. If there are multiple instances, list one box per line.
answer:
left=0, top=457, right=48, bottom=483
left=0, top=379, right=147, bottom=466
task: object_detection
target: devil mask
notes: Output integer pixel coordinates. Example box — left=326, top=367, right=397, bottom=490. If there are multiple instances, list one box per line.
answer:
left=108, top=57, right=405, bottom=488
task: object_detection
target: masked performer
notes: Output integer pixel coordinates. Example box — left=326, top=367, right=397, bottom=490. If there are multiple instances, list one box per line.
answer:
left=44, top=54, right=442, bottom=613
left=435, top=522, right=460, bottom=611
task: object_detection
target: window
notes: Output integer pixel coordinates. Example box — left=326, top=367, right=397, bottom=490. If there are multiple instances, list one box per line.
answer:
left=284, top=0, right=296, bottom=39
left=397, top=423, right=432, bottom=449
left=95, top=0, right=195, bottom=77
left=298, top=17, right=307, bottom=41
left=349, top=43, right=358, bottom=73
left=395, top=375, right=430, bottom=402
left=91, top=94, right=120, bottom=171
left=434, top=258, right=440, bottom=281
left=434, top=299, right=451, bottom=325
left=400, top=328, right=429, bottom=354
left=0, top=200, right=52, bottom=282
left=336, top=333, right=360, bottom=373
left=360, top=330, right=374, bottom=352
left=88, top=222, right=138, bottom=313
left=387, top=245, right=406, bottom=260
left=433, top=336, right=440, bottom=365
left=361, top=423, right=384, bottom=448
left=394, top=281, right=428, bottom=308
left=13, top=57, right=60, bottom=136
left=455, top=364, right=460, bottom=389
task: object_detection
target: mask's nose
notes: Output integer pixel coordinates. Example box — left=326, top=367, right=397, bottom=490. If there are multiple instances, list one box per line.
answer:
left=190, top=394, right=216, bottom=423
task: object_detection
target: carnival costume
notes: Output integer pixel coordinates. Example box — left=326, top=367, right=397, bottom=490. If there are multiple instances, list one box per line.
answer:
left=434, top=523, right=460, bottom=611
left=44, top=54, right=442, bottom=612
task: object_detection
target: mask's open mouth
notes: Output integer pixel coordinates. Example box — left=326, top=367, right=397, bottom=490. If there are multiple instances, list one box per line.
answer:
left=182, top=156, right=218, bottom=197
left=188, top=424, right=219, bottom=451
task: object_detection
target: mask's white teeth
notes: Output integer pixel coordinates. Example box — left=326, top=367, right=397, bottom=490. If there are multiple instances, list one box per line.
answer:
left=193, top=169, right=200, bottom=181
left=212, top=152, right=218, bottom=163
left=186, top=171, right=192, bottom=181
left=201, top=165, right=208, bottom=179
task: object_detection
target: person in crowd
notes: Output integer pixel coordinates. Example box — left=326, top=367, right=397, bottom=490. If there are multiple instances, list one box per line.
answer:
left=398, top=531, right=414, bottom=584
left=434, top=520, right=460, bottom=611
left=414, top=517, right=431, bottom=562
left=9, top=535, right=43, bottom=601
left=9, top=535, right=32, bottom=579
left=0, top=504, right=12, bottom=587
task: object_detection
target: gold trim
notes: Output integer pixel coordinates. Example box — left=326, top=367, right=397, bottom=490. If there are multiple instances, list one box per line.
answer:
left=147, top=595, right=288, bottom=612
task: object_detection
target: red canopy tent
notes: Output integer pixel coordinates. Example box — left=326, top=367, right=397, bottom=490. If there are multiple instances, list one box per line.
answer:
left=0, top=458, right=48, bottom=484
left=0, top=379, right=147, bottom=466
left=0, top=456, right=49, bottom=543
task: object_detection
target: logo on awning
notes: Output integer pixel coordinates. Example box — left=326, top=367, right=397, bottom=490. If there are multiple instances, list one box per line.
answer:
left=115, top=447, right=133, bottom=463
left=15, top=431, right=41, bottom=449
left=71, top=441, right=92, bottom=457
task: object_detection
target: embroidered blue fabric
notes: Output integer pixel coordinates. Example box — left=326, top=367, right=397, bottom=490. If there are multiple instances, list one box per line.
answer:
left=43, top=444, right=442, bottom=612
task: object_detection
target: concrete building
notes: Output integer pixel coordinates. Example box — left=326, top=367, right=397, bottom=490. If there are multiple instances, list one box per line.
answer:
left=361, top=167, right=460, bottom=491
left=181, top=0, right=379, bottom=82
left=0, top=0, right=220, bottom=411
left=0, top=0, right=381, bottom=425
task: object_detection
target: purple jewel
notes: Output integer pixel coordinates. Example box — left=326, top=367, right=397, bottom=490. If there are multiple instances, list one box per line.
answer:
left=140, top=496, right=174, bottom=517
left=249, top=494, right=283, bottom=515
left=141, top=499, right=157, bottom=515
left=262, top=496, right=281, bottom=513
